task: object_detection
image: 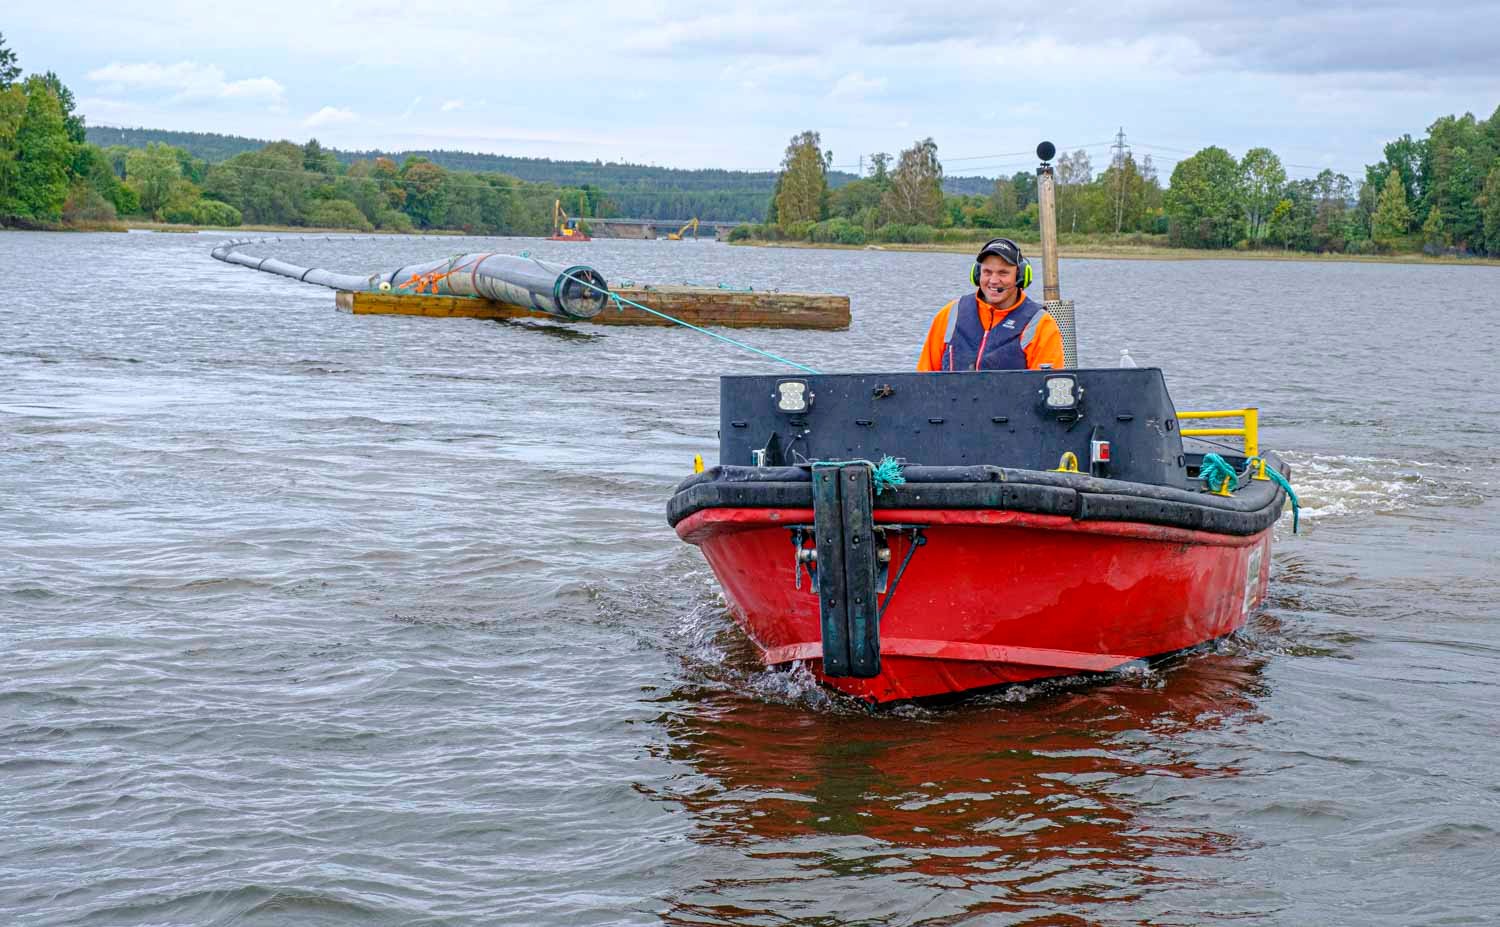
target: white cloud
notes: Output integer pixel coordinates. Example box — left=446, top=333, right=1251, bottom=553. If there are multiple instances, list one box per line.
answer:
left=829, top=71, right=887, bottom=101
left=304, top=106, right=357, bottom=127
left=441, top=99, right=464, bottom=112
left=88, top=61, right=223, bottom=96
left=87, top=60, right=285, bottom=104
left=220, top=77, right=285, bottom=102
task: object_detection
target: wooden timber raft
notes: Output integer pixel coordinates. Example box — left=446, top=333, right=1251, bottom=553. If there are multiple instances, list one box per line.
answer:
left=335, top=286, right=850, bottom=331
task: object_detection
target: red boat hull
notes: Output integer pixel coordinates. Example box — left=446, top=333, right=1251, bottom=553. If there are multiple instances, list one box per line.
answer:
left=676, top=507, right=1273, bottom=702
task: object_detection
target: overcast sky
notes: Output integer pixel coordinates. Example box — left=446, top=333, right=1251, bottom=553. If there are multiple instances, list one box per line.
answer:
left=10, top=0, right=1500, bottom=180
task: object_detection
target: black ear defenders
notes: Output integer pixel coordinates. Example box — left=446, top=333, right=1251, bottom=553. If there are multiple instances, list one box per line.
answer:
left=971, top=238, right=1033, bottom=290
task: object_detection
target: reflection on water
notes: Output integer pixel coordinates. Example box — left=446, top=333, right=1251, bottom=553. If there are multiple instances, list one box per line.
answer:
left=648, top=636, right=1269, bottom=924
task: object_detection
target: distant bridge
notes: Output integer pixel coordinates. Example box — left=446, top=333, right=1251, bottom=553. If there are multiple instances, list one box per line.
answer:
left=584, top=218, right=743, bottom=241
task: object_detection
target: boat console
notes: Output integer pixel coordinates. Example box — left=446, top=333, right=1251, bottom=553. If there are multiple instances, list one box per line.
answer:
left=718, top=368, right=1191, bottom=487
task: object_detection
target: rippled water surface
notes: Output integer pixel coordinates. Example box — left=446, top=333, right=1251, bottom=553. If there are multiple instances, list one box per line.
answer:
left=3, top=232, right=1499, bottom=925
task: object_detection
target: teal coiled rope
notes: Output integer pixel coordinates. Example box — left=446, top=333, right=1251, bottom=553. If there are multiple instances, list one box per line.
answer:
left=811, top=456, right=906, bottom=495
left=1249, top=456, right=1301, bottom=533
left=1201, top=453, right=1301, bottom=533
left=559, top=270, right=820, bottom=374
left=1199, top=453, right=1240, bottom=494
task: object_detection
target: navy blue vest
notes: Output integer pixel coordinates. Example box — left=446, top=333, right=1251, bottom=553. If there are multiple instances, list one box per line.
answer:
left=942, top=292, right=1045, bottom=371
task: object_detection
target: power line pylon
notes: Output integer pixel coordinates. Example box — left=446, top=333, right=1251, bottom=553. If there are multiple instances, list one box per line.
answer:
left=1111, top=127, right=1130, bottom=234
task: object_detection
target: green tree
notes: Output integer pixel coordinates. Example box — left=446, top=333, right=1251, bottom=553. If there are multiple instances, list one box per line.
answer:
left=62, top=178, right=115, bottom=223
left=400, top=157, right=448, bottom=228
left=1352, top=177, right=1379, bottom=241
left=1420, top=205, right=1448, bottom=252
left=171, top=146, right=207, bottom=185
left=160, top=178, right=205, bottom=223
left=991, top=177, right=1018, bottom=226
left=1165, top=146, right=1240, bottom=248
left=1365, top=134, right=1425, bottom=213
left=101, top=144, right=129, bottom=178
left=371, top=156, right=405, bottom=210
left=0, top=32, right=20, bottom=89
left=305, top=198, right=372, bottom=231
left=125, top=142, right=183, bottom=217
left=37, top=71, right=84, bottom=145
left=1311, top=170, right=1355, bottom=252
left=1371, top=168, right=1413, bottom=246
left=1091, top=152, right=1161, bottom=234
left=773, top=130, right=827, bottom=226
left=1239, top=147, right=1286, bottom=243
left=828, top=176, right=884, bottom=221
left=73, top=143, right=133, bottom=215
left=1055, top=149, right=1092, bottom=233
left=1420, top=113, right=1493, bottom=249
left=1265, top=198, right=1294, bottom=249
left=1482, top=164, right=1500, bottom=256
left=336, top=162, right=386, bottom=223
left=190, top=199, right=241, bottom=227
left=881, top=137, right=943, bottom=226
left=204, top=142, right=313, bottom=225
left=10, top=77, right=72, bottom=220
left=0, top=84, right=26, bottom=215
left=1270, top=175, right=1351, bottom=253
left=302, top=138, right=338, bottom=175
left=1009, top=171, right=1037, bottom=209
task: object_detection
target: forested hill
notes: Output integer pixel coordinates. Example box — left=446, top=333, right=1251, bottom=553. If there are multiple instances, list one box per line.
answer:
left=87, top=125, right=864, bottom=190
left=84, top=125, right=989, bottom=199
left=87, top=126, right=264, bottom=163
left=941, top=175, right=1006, bottom=196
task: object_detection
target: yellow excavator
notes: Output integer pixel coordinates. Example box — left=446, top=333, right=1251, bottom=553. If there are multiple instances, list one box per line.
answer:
left=665, top=218, right=699, bottom=240
left=550, top=197, right=592, bottom=241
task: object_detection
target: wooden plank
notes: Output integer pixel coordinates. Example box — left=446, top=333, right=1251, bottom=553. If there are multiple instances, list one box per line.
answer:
left=335, top=285, right=850, bottom=330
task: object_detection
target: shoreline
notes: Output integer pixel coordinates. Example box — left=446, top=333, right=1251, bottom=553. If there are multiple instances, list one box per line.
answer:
left=0, top=220, right=465, bottom=236
left=730, top=238, right=1500, bottom=268
left=7, top=221, right=1497, bottom=268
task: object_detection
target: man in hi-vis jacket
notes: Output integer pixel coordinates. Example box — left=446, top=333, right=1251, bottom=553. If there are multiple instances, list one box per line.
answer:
left=916, top=238, right=1064, bottom=371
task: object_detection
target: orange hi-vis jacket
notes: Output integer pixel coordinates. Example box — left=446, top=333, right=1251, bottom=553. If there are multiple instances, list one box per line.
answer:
left=916, top=289, right=1065, bottom=371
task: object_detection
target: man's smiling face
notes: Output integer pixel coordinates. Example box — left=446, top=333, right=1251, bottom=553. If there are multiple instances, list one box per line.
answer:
left=977, top=255, right=1019, bottom=304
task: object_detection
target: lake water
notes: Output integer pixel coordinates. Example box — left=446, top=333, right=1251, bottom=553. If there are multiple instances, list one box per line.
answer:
left=3, top=232, right=1499, bottom=925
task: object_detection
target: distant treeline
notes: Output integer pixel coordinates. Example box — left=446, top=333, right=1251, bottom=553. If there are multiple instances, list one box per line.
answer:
left=83, top=125, right=994, bottom=222
left=737, top=112, right=1500, bottom=257
left=85, top=125, right=796, bottom=221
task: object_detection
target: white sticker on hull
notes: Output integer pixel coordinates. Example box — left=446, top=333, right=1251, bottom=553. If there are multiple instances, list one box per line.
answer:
left=1243, top=542, right=1265, bottom=615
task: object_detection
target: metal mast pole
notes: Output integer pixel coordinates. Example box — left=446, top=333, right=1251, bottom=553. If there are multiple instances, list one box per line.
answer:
left=1036, top=142, right=1061, bottom=303
left=1034, top=141, right=1076, bottom=367
left=1111, top=126, right=1128, bottom=234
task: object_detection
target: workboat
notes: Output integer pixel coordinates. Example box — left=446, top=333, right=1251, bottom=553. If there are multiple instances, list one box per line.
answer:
left=667, top=140, right=1294, bottom=703
left=667, top=368, right=1293, bottom=703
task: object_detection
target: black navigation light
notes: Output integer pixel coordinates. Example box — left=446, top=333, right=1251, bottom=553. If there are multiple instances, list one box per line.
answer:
left=1037, top=141, right=1056, bottom=163
left=775, top=379, right=813, bottom=414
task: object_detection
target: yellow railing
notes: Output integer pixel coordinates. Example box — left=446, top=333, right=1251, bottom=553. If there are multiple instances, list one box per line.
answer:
left=1178, top=407, right=1268, bottom=480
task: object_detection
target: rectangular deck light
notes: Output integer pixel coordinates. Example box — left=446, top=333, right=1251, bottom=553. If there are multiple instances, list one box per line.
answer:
left=775, top=379, right=812, bottom=413
left=1043, top=374, right=1080, bottom=411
